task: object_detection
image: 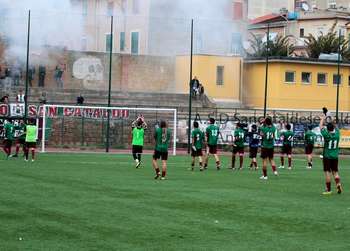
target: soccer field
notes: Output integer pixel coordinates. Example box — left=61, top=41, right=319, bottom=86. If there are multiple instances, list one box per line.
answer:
left=1, top=153, right=350, bottom=251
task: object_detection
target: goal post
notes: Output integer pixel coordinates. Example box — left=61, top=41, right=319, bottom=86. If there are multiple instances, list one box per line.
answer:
left=41, top=104, right=178, bottom=155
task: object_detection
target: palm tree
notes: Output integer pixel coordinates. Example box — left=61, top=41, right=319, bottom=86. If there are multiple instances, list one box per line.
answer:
left=305, top=22, right=350, bottom=60
left=246, top=33, right=294, bottom=58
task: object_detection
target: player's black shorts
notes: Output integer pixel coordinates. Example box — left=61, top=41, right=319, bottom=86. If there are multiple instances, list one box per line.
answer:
left=232, top=146, right=244, bottom=155
left=191, top=148, right=203, bottom=157
left=323, top=158, right=338, bottom=172
left=25, top=142, right=36, bottom=148
left=132, top=145, right=143, bottom=154
left=16, top=138, right=25, bottom=145
left=305, top=144, right=314, bottom=155
left=3, top=139, right=12, bottom=148
left=261, top=147, right=274, bottom=159
left=208, top=144, right=217, bottom=154
left=153, top=150, right=168, bottom=161
left=249, top=147, right=258, bottom=158
left=281, top=145, right=292, bottom=155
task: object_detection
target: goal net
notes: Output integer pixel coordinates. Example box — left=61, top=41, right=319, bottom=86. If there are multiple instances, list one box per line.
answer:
left=41, top=104, right=177, bottom=155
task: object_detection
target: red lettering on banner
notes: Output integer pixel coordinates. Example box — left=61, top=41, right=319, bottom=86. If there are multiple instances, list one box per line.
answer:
left=64, top=108, right=74, bottom=116
left=112, top=109, right=119, bottom=118
left=123, top=110, right=129, bottom=118
left=84, top=108, right=93, bottom=118
left=93, top=109, right=101, bottom=118
left=74, top=108, right=82, bottom=117
left=28, top=105, right=37, bottom=117
left=38, top=106, right=44, bottom=117
left=0, top=104, right=8, bottom=116
left=48, top=106, right=57, bottom=117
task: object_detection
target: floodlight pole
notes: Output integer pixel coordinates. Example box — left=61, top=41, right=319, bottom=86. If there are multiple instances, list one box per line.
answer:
left=106, top=15, right=113, bottom=153
left=24, top=10, right=31, bottom=120
left=263, top=22, right=270, bottom=118
left=336, top=29, right=341, bottom=123
left=187, top=19, right=194, bottom=154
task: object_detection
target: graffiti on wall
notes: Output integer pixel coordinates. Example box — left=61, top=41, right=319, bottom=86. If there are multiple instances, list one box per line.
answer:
left=72, top=57, right=104, bottom=89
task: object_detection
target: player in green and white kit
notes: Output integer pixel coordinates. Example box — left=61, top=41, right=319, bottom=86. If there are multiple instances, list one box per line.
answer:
left=279, top=124, right=294, bottom=170
left=319, top=116, right=343, bottom=195
left=304, top=125, right=316, bottom=169
left=191, top=121, right=205, bottom=171
left=231, top=123, right=245, bottom=170
left=152, top=121, right=171, bottom=180
left=131, top=116, right=147, bottom=168
left=25, top=119, right=38, bottom=162
left=3, top=119, right=14, bottom=159
left=259, top=117, right=278, bottom=180
left=13, top=120, right=26, bottom=158
left=204, top=118, right=221, bottom=170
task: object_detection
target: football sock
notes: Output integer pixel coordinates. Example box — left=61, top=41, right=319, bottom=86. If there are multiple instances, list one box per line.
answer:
left=239, top=156, right=243, bottom=168
left=288, top=157, right=292, bottom=167
left=272, top=165, right=277, bottom=172
left=161, top=170, right=166, bottom=177
left=199, top=162, right=203, bottom=167
left=7, top=147, right=11, bottom=156
left=16, top=145, right=19, bottom=154
left=308, top=162, right=312, bottom=167
left=335, top=177, right=340, bottom=185
left=253, top=161, right=257, bottom=167
left=31, top=150, right=35, bottom=159
left=138, top=154, right=141, bottom=162
left=191, top=161, right=195, bottom=167
left=263, top=169, right=267, bottom=177
left=216, top=161, right=220, bottom=167
left=250, top=161, right=253, bottom=168
left=132, top=153, right=137, bottom=160
left=155, top=168, right=160, bottom=175
left=326, top=182, right=331, bottom=192
left=232, top=156, right=235, bottom=168
left=25, top=149, right=29, bottom=160
left=280, top=157, right=284, bottom=166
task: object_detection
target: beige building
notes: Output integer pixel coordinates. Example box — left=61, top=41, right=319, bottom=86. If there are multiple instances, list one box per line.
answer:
left=247, top=0, right=295, bottom=19
left=296, top=0, right=350, bottom=11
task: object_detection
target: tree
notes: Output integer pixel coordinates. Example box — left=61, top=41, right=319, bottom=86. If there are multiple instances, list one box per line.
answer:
left=305, top=22, right=350, bottom=60
left=246, top=33, right=294, bottom=58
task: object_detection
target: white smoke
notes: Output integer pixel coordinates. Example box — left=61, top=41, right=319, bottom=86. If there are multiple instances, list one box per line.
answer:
left=0, top=0, right=83, bottom=63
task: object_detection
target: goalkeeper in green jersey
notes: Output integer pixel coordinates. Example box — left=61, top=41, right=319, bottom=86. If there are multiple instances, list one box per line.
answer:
left=25, top=119, right=38, bottom=162
left=131, top=115, right=147, bottom=168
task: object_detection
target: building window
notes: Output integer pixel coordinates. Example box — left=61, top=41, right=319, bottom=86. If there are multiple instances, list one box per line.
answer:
left=285, top=71, right=295, bottom=83
left=216, top=66, right=224, bottom=85
left=81, top=37, right=87, bottom=51
left=107, top=2, right=114, bottom=16
left=301, top=72, right=311, bottom=84
left=333, top=74, right=342, bottom=85
left=300, top=28, right=304, bottom=38
left=106, top=34, right=112, bottom=52
left=132, top=0, right=140, bottom=14
left=120, top=32, right=125, bottom=51
left=317, top=73, right=327, bottom=85
left=233, top=2, right=243, bottom=20
left=82, top=0, right=88, bottom=15
left=131, top=31, right=139, bottom=54
left=231, top=33, right=242, bottom=54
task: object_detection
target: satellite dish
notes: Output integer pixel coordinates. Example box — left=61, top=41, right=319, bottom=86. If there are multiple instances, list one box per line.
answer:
left=302, top=3, right=310, bottom=11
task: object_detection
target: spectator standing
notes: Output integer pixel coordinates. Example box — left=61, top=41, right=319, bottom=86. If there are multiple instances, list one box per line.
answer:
left=38, top=65, right=46, bottom=87
left=54, top=65, right=64, bottom=88
left=0, top=94, right=9, bottom=104
left=77, top=94, right=84, bottom=105
left=190, top=76, right=200, bottom=98
left=28, top=65, right=35, bottom=87
left=16, top=89, right=25, bottom=103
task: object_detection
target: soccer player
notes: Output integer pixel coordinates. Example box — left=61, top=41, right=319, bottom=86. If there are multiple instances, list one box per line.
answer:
left=3, top=119, right=14, bottom=159
left=259, top=117, right=278, bottom=180
left=319, top=116, right=343, bottom=195
left=152, top=120, right=171, bottom=180
left=231, top=122, right=245, bottom=170
left=191, top=121, right=205, bottom=171
left=204, top=118, right=221, bottom=170
left=131, top=116, right=147, bottom=168
left=13, top=119, right=26, bottom=158
left=24, top=119, right=38, bottom=162
left=304, top=125, right=316, bottom=169
left=279, top=124, right=294, bottom=170
left=248, top=124, right=260, bottom=170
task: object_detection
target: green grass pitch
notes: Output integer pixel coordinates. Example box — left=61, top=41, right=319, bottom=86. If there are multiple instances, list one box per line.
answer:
left=1, top=153, right=350, bottom=251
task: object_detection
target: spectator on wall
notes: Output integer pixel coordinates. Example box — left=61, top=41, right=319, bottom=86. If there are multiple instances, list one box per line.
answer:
left=38, top=65, right=46, bottom=87
left=16, top=89, right=25, bottom=103
left=190, top=76, right=200, bottom=98
left=77, top=94, right=84, bottom=105
left=54, top=65, right=64, bottom=88
left=199, top=83, right=204, bottom=99
left=0, top=94, right=9, bottom=104
left=11, top=63, right=22, bottom=86
left=28, top=65, right=35, bottom=87
left=39, top=92, right=47, bottom=105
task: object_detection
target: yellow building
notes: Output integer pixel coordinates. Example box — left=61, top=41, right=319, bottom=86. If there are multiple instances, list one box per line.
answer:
left=175, top=55, right=243, bottom=104
left=244, top=58, right=350, bottom=111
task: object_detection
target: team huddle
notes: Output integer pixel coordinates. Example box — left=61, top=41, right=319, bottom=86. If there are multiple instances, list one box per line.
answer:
left=1, top=119, right=38, bottom=162
left=130, top=113, right=343, bottom=195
